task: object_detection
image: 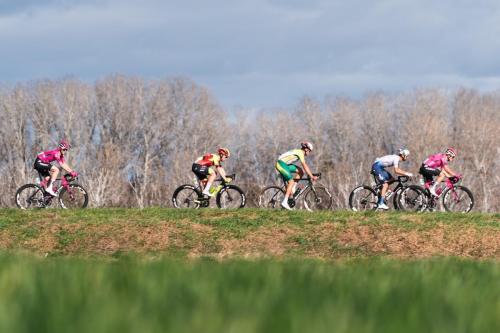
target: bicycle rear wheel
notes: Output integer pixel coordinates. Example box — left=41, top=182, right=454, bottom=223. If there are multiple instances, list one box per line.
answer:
left=172, top=185, right=203, bottom=209
left=442, top=186, right=474, bottom=213
left=58, top=184, right=89, bottom=209
left=348, top=185, right=377, bottom=211
left=216, top=185, right=246, bottom=209
left=303, top=186, right=333, bottom=211
left=258, top=186, right=285, bottom=209
left=397, top=185, right=425, bottom=212
left=15, top=184, right=46, bottom=209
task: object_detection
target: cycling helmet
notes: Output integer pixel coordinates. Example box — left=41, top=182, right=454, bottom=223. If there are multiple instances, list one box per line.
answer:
left=301, top=141, right=314, bottom=151
left=445, top=147, right=457, bottom=157
left=218, top=147, right=230, bottom=157
left=398, top=148, right=410, bottom=159
left=58, top=139, right=71, bottom=150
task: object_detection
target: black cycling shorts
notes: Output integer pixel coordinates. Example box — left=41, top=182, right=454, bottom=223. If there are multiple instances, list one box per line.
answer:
left=192, top=163, right=211, bottom=179
left=419, top=164, right=441, bottom=182
left=33, top=158, right=53, bottom=178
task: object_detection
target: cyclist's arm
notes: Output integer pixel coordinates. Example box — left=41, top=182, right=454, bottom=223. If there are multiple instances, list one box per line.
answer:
left=394, top=167, right=412, bottom=177
left=443, top=165, right=457, bottom=177
left=300, top=161, right=318, bottom=181
left=216, top=166, right=230, bottom=181
left=59, top=162, right=74, bottom=174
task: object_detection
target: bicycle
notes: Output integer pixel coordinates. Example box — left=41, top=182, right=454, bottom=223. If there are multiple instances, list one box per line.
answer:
left=15, top=173, right=89, bottom=209
left=348, top=173, right=417, bottom=211
left=172, top=174, right=246, bottom=209
left=258, top=173, right=333, bottom=211
left=398, top=176, right=474, bottom=213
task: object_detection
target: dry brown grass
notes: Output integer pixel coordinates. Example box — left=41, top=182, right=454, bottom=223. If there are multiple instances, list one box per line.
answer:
left=1, top=217, right=499, bottom=259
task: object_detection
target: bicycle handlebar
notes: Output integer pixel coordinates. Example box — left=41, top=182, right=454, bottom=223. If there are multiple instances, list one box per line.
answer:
left=298, top=172, right=321, bottom=181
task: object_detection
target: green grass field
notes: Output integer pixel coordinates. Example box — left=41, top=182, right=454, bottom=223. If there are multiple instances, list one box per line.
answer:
left=0, top=255, right=498, bottom=333
left=0, top=209, right=499, bottom=332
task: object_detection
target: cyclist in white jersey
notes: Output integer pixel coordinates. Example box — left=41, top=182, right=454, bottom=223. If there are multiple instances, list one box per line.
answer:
left=371, top=148, right=413, bottom=210
left=276, top=142, right=318, bottom=210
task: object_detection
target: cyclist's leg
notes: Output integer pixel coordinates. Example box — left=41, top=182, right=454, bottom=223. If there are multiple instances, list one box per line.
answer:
left=33, top=159, right=51, bottom=188
left=276, top=161, right=296, bottom=208
left=421, top=165, right=442, bottom=193
left=192, top=163, right=209, bottom=189
left=372, top=163, right=390, bottom=207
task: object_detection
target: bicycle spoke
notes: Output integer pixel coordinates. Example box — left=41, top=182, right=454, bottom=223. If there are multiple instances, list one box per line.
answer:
left=258, top=186, right=285, bottom=209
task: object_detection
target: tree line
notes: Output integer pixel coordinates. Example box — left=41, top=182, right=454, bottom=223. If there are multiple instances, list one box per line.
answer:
left=1, top=75, right=498, bottom=211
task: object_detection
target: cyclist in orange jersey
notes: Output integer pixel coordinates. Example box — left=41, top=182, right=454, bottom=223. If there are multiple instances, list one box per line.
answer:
left=192, top=148, right=232, bottom=197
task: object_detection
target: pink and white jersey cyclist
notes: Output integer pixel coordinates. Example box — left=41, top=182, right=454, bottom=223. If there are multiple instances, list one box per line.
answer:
left=419, top=147, right=460, bottom=197
left=33, top=139, right=78, bottom=197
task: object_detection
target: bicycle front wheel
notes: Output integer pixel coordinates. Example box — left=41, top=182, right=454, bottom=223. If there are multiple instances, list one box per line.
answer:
left=303, top=186, right=333, bottom=211
left=216, top=185, right=246, bottom=209
left=15, top=184, right=46, bottom=209
left=172, top=185, right=202, bottom=209
left=442, top=186, right=474, bottom=213
left=348, top=185, right=377, bottom=211
left=258, top=186, right=285, bottom=209
left=58, top=184, right=89, bottom=209
left=397, top=185, right=425, bottom=212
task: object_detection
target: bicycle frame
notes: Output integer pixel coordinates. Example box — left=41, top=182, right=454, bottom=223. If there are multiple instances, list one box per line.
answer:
left=190, top=174, right=236, bottom=206
left=279, top=173, right=322, bottom=204
left=38, top=174, right=78, bottom=205
left=193, top=173, right=236, bottom=192
left=422, top=176, right=461, bottom=205
left=371, top=175, right=410, bottom=200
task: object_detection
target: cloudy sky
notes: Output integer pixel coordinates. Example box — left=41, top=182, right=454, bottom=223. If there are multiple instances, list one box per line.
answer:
left=1, top=0, right=500, bottom=108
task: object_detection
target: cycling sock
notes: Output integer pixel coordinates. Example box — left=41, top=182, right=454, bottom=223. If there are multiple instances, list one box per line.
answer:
left=203, top=181, right=213, bottom=195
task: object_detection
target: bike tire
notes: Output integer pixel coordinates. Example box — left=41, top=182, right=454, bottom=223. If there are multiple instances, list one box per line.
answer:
left=303, top=186, right=333, bottom=211
left=58, top=184, right=89, bottom=209
left=172, top=185, right=203, bottom=209
left=15, top=184, right=46, bottom=209
left=442, top=185, right=474, bottom=213
left=348, top=185, right=377, bottom=211
left=216, top=184, right=246, bottom=209
left=397, top=185, right=425, bottom=212
left=258, top=186, right=285, bottom=209
left=392, top=187, right=405, bottom=210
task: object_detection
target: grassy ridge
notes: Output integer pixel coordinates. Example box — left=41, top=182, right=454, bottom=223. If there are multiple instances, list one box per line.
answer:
left=0, top=208, right=499, bottom=258
left=0, top=254, right=498, bottom=333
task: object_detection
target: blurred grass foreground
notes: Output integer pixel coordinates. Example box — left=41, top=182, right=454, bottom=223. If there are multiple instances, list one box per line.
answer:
left=0, top=254, right=498, bottom=333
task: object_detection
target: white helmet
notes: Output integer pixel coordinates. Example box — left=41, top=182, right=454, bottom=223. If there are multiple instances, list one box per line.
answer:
left=301, top=141, right=313, bottom=151
left=398, top=148, right=410, bottom=158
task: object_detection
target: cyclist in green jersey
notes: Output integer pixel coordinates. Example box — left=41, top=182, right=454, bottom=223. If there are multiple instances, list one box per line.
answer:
left=276, top=142, right=318, bottom=210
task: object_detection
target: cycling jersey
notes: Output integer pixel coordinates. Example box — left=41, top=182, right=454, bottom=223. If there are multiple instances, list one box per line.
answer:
left=278, top=149, right=305, bottom=165
left=194, top=154, right=221, bottom=167
left=373, top=155, right=400, bottom=168
left=423, top=153, right=447, bottom=170
left=371, top=155, right=400, bottom=184
left=276, top=149, right=306, bottom=181
left=36, top=149, right=65, bottom=164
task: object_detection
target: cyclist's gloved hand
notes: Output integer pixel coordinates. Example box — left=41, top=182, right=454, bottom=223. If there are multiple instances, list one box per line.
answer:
left=407, top=173, right=414, bottom=178
left=70, top=171, right=78, bottom=178
left=224, top=177, right=232, bottom=183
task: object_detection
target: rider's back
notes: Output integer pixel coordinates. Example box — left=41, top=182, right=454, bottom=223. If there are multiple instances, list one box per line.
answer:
left=37, top=149, right=64, bottom=164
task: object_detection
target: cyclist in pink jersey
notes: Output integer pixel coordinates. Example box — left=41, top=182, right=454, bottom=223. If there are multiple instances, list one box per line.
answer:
left=419, top=147, right=460, bottom=196
left=33, top=139, right=78, bottom=196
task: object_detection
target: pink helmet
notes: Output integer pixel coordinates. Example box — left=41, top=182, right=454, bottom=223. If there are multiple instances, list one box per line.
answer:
left=59, top=139, right=71, bottom=151
left=445, top=147, right=456, bottom=157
